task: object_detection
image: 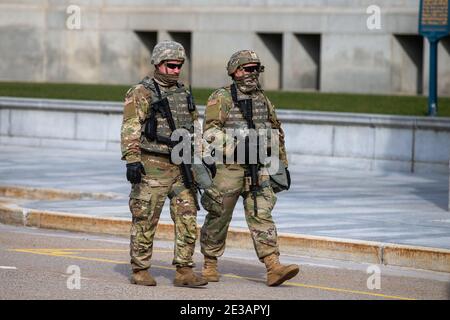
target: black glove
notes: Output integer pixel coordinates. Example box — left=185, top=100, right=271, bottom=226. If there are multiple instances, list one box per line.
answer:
left=203, top=160, right=217, bottom=179
left=285, top=168, right=291, bottom=190
left=126, top=162, right=146, bottom=184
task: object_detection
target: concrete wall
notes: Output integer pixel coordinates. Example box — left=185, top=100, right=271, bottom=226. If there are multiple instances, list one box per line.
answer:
left=1, top=97, right=450, bottom=174
left=0, top=0, right=449, bottom=96
left=281, top=111, right=450, bottom=173
left=0, top=98, right=122, bottom=152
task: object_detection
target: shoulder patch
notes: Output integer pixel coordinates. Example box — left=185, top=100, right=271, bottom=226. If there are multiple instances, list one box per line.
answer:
left=123, top=101, right=136, bottom=119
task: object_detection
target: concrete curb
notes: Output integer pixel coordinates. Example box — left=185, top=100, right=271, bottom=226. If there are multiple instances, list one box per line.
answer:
left=0, top=185, right=120, bottom=201
left=1, top=201, right=449, bottom=273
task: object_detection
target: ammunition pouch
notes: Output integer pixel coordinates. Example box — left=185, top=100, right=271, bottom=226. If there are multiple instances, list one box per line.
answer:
left=144, top=97, right=170, bottom=141
left=186, top=92, right=196, bottom=112
left=237, top=99, right=252, bottom=115
left=143, top=114, right=157, bottom=141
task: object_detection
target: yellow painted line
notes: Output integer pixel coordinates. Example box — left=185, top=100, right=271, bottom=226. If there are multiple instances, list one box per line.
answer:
left=10, top=248, right=416, bottom=300
left=222, top=273, right=416, bottom=300
left=10, top=248, right=172, bottom=254
left=284, top=281, right=416, bottom=300
left=49, top=254, right=129, bottom=265
left=57, top=255, right=175, bottom=271
left=8, top=248, right=176, bottom=270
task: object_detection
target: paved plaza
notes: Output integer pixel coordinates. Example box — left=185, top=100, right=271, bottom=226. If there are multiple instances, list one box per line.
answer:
left=0, top=145, right=449, bottom=249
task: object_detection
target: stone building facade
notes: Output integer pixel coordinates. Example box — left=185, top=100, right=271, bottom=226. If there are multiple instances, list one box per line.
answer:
left=0, top=0, right=449, bottom=96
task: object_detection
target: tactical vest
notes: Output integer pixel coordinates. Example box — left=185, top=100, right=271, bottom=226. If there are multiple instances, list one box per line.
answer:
left=139, top=77, right=195, bottom=155
left=223, top=84, right=272, bottom=131
left=222, top=83, right=275, bottom=165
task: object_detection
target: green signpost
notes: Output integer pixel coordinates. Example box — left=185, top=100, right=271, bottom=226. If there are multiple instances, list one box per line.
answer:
left=419, top=0, right=450, bottom=116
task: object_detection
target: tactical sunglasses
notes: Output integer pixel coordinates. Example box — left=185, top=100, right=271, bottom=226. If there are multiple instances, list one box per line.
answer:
left=241, top=65, right=260, bottom=73
left=165, top=62, right=183, bottom=70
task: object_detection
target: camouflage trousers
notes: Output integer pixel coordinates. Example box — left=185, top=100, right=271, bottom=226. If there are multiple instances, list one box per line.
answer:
left=200, top=163, right=279, bottom=261
left=128, top=153, right=198, bottom=272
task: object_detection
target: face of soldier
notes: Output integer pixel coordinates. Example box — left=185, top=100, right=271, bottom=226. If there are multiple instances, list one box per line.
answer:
left=233, top=63, right=261, bottom=93
left=234, top=63, right=259, bottom=79
left=157, top=59, right=184, bottom=76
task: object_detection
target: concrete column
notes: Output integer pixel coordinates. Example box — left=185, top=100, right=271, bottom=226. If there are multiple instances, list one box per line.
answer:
left=0, top=4, right=46, bottom=82
left=254, top=33, right=283, bottom=90
left=423, top=36, right=450, bottom=97
left=191, top=31, right=253, bottom=89
left=282, top=32, right=301, bottom=91
left=45, top=6, right=104, bottom=84
left=283, top=32, right=321, bottom=91
left=440, top=37, right=450, bottom=96
left=45, top=29, right=101, bottom=84
left=97, top=31, right=151, bottom=85
left=0, top=27, right=46, bottom=82
left=391, top=35, right=424, bottom=95
left=321, top=33, right=392, bottom=94
left=133, top=31, right=158, bottom=80
left=157, top=31, right=170, bottom=43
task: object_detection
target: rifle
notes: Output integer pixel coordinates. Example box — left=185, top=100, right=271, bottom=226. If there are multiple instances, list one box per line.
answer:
left=146, top=80, right=200, bottom=210
left=231, top=84, right=260, bottom=216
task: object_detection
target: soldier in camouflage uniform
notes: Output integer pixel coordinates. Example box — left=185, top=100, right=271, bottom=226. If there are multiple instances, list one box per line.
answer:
left=200, top=50, right=299, bottom=286
left=121, top=40, right=208, bottom=287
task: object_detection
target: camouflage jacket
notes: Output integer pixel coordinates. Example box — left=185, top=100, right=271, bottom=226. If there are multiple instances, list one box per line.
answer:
left=120, top=77, right=199, bottom=163
left=203, top=84, right=288, bottom=167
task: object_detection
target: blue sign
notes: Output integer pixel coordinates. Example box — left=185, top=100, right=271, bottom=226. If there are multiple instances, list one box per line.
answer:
left=418, top=0, right=450, bottom=116
left=419, top=0, right=450, bottom=40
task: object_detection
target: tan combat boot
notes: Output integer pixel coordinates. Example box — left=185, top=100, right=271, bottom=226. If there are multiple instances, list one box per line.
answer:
left=174, top=266, right=208, bottom=287
left=263, top=253, right=299, bottom=287
left=202, top=256, right=220, bottom=282
left=130, top=269, right=157, bottom=286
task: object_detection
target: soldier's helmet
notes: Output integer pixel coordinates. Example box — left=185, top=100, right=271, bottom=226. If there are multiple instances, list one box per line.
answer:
left=226, top=50, right=264, bottom=76
left=150, top=40, right=186, bottom=65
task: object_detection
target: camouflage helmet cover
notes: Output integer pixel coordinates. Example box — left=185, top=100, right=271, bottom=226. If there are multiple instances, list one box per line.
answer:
left=226, top=50, right=264, bottom=76
left=150, top=40, right=186, bottom=65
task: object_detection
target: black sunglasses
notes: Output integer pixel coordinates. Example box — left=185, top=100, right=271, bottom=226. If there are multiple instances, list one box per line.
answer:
left=166, top=63, right=183, bottom=70
left=241, top=65, right=260, bottom=73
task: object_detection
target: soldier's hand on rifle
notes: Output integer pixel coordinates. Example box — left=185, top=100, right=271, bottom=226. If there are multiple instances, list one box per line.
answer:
left=126, top=162, right=146, bottom=184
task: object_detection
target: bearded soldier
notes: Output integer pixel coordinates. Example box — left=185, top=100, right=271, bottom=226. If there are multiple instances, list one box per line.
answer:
left=121, top=40, right=210, bottom=287
left=200, top=50, right=299, bottom=287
